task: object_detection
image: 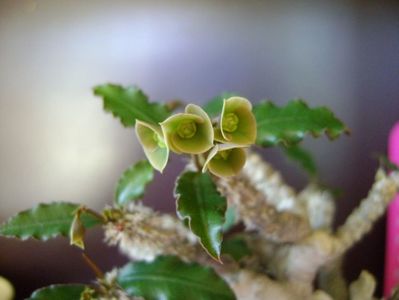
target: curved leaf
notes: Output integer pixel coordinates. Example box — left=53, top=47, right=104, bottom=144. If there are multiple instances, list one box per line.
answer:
left=283, top=145, right=317, bottom=176
left=93, top=84, right=170, bottom=127
left=115, top=160, right=154, bottom=206
left=0, top=202, right=101, bottom=240
left=118, top=256, right=236, bottom=300
left=175, top=171, right=226, bottom=260
left=27, top=284, right=87, bottom=300
left=254, top=100, right=349, bottom=146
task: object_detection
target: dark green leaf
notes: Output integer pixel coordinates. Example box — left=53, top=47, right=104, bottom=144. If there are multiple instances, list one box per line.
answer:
left=283, top=145, right=317, bottom=176
left=93, top=84, right=170, bottom=127
left=254, top=100, right=349, bottom=147
left=118, top=256, right=236, bottom=300
left=0, top=202, right=101, bottom=240
left=203, top=93, right=238, bottom=118
left=175, top=171, right=226, bottom=260
left=115, top=160, right=154, bottom=206
left=27, top=284, right=87, bottom=300
left=222, top=236, right=251, bottom=262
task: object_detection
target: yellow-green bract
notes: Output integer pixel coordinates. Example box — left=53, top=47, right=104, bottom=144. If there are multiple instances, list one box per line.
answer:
left=135, top=120, right=169, bottom=172
left=215, top=97, right=257, bottom=145
left=203, top=144, right=247, bottom=177
left=161, top=104, right=214, bottom=154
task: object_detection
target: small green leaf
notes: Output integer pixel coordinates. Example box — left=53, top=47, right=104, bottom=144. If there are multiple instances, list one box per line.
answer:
left=0, top=202, right=101, bottom=240
left=283, top=145, right=317, bottom=176
left=115, top=160, right=154, bottom=206
left=175, top=171, right=227, bottom=260
left=203, top=92, right=238, bottom=118
left=93, top=84, right=170, bottom=127
left=378, top=154, right=399, bottom=172
left=254, top=100, right=349, bottom=147
left=27, top=284, right=87, bottom=300
left=118, top=256, right=236, bottom=300
left=222, top=236, right=251, bottom=262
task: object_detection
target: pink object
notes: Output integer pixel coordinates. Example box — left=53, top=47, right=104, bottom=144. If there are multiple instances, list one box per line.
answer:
left=384, top=122, right=399, bottom=297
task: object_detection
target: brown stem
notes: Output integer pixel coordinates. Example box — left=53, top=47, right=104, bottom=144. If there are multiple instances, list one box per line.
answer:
left=82, top=253, right=104, bottom=279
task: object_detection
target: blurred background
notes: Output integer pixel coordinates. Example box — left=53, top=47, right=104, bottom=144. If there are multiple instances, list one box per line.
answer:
left=0, top=0, right=398, bottom=298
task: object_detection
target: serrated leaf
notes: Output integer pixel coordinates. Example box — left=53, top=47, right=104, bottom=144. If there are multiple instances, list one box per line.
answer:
left=175, top=171, right=227, bottom=260
left=222, top=236, right=251, bottom=262
left=115, top=160, right=154, bottom=206
left=118, top=256, right=236, bottom=300
left=283, top=145, right=317, bottom=176
left=203, top=93, right=238, bottom=118
left=27, top=284, right=87, bottom=300
left=0, top=202, right=101, bottom=240
left=93, top=84, right=170, bottom=127
left=254, top=100, right=349, bottom=147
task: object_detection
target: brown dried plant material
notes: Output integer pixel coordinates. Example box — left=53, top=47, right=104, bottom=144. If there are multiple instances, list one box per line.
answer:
left=104, top=204, right=202, bottom=262
left=215, top=174, right=311, bottom=243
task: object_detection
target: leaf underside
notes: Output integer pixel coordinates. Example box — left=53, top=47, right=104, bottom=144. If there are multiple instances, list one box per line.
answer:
left=93, top=84, right=170, bottom=127
left=0, top=202, right=101, bottom=240
left=254, top=99, right=349, bottom=147
left=175, top=171, right=227, bottom=260
left=283, top=145, right=317, bottom=176
left=115, top=160, right=154, bottom=206
left=27, top=284, right=87, bottom=300
left=117, top=256, right=236, bottom=300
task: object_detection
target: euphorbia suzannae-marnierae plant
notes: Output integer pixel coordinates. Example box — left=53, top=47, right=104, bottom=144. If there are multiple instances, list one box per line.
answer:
left=1, top=84, right=399, bottom=300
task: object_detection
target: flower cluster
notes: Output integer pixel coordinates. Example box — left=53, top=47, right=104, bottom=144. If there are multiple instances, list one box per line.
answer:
left=135, top=97, right=257, bottom=177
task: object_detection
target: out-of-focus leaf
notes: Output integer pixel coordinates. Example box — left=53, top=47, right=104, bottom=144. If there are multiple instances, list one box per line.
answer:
left=203, top=92, right=238, bottom=118
left=115, top=160, right=154, bottom=206
left=118, top=256, right=236, bottom=300
left=175, top=171, right=227, bottom=260
left=27, top=284, right=87, bottom=300
left=0, top=203, right=101, bottom=240
left=254, top=100, right=349, bottom=147
left=283, top=145, right=317, bottom=176
left=222, top=236, right=251, bottom=262
left=93, top=84, right=170, bottom=127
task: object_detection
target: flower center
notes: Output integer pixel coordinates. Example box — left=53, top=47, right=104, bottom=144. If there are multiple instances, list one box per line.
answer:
left=214, top=149, right=231, bottom=160
left=153, top=132, right=166, bottom=148
left=222, top=113, right=239, bottom=133
left=177, top=120, right=197, bottom=139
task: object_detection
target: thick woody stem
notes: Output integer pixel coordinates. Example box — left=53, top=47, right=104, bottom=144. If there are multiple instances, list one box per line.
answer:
left=334, top=170, right=399, bottom=255
left=216, top=174, right=311, bottom=243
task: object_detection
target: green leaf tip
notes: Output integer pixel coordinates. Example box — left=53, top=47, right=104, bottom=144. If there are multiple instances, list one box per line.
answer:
left=115, top=160, right=155, bottom=206
left=175, top=171, right=227, bottom=261
left=254, top=99, right=349, bottom=147
left=27, top=284, right=88, bottom=300
left=0, top=202, right=102, bottom=241
left=93, top=83, right=170, bottom=127
left=161, top=104, right=214, bottom=154
left=117, top=256, right=236, bottom=300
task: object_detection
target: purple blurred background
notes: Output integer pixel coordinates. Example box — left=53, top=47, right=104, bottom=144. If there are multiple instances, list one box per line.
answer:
left=0, top=0, right=398, bottom=298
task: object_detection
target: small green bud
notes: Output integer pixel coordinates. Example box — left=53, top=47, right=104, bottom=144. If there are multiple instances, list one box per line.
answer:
left=135, top=120, right=169, bottom=172
left=70, top=211, right=85, bottom=249
left=202, top=144, right=247, bottom=177
left=219, top=97, right=257, bottom=145
left=161, top=104, right=214, bottom=154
